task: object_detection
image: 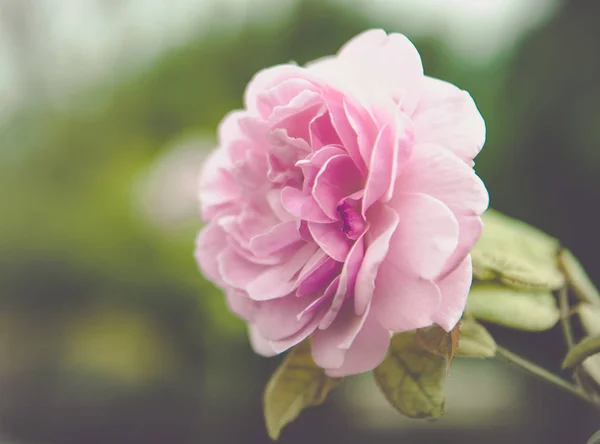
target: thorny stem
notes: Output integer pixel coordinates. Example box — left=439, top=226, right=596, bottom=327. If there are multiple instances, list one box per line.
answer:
left=496, top=346, right=600, bottom=409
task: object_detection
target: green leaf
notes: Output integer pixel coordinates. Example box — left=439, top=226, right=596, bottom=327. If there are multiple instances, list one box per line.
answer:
left=455, top=317, right=497, bottom=358
left=562, top=335, right=600, bottom=370
left=558, top=250, right=600, bottom=305
left=263, top=341, right=341, bottom=440
left=467, top=283, right=560, bottom=331
left=416, top=323, right=460, bottom=368
left=373, top=331, right=446, bottom=419
left=472, top=209, right=564, bottom=290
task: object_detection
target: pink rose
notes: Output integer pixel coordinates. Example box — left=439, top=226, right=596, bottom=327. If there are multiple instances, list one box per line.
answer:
left=195, top=29, right=488, bottom=376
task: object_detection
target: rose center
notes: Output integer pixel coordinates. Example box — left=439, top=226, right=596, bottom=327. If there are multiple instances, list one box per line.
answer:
left=337, top=200, right=365, bottom=240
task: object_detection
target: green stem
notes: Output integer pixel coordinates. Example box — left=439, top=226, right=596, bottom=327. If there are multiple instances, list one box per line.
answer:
left=558, top=286, right=586, bottom=387
left=496, top=346, right=600, bottom=409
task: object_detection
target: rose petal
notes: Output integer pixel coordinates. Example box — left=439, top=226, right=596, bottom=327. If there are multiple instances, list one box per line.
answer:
left=246, top=244, right=317, bottom=301
left=297, top=256, right=342, bottom=297
left=195, top=222, right=228, bottom=286
left=362, top=124, right=396, bottom=213
left=218, top=248, right=266, bottom=290
left=388, top=192, right=459, bottom=280
left=281, top=186, right=334, bottom=223
left=373, top=268, right=441, bottom=332
left=311, top=302, right=369, bottom=369
left=312, top=154, right=363, bottom=220
left=198, top=148, right=239, bottom=220
left=309, top=110, right=342, bottom=150
left=337, top=29, right=424, bottom=114
left=441, top=214, right=482, bottom=278
left=308, top=221, right=351, bottom=262
left=325, top=311, right=390, bottom=377
left=354, top=204, right=399, bottom=315
left=269, top=312, right=324, bottom=354
left=413, top=76, right=485, bottom=163
left=402, top=143, right=489, bottom=216
left=253, top=293, right=320, bottom=341
left=249, top=325, right=277, bottom=357
left=249, top=221, right=302, bottom=257
left=319, top=233, right=366, bottom=329
left=257, top=78, right=319, bottom=120
left=244, top=64, right=312, bottom=117
left=225, top=289, right=258, bottom=322
left=434, top=255, right=473, bottom=331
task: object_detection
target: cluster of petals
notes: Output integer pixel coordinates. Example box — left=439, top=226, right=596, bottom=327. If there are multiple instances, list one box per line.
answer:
left=196, top=29, right=488, bottom=376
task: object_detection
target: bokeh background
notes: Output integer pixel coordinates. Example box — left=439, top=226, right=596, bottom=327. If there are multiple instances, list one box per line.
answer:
left=0, top=0, right=599, bottom=443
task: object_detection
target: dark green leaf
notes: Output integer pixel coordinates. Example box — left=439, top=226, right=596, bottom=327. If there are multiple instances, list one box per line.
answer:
left=373, top=332, right=445, bottom=419
left=263, top=341, right=340, bottom=440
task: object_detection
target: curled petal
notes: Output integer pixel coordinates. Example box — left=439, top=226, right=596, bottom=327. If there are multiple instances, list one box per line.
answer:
left=434, top=255, right=473, bottom=331
left=308, top=221, right=351, bottom=262
left=246, top=244, right=317, bottom=301
left=319, top=233, right=366, bottom=329
left=312, top=154, right=363, bottom=220
left=354, top=204, right=399, bottom=315
left=253, top=295, right=320, bottom=341
left=249, top=221, right=302, bottom=257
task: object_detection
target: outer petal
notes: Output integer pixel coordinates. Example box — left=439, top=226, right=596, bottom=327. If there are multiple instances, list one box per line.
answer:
left=244, top=64, right=312, bottom=117
left=309, top=30, right=424, bottom=115
left=218, top=249, right=265, bottom=290
left=434, top=255, right=473, bottom=331
left=311, top=302, right=370, bottom=369
left=253, top=295, right=319, bottom=341
left=249, top=325, right=277, bottom=357
left=387, top=192, right=459, bottom=280
left=198, top=147, right=239, bottom=220
left=337, top=29, right=422, bottom=78
left=195, top=222, right=228, bottom=286
left=412, top=76, right=485, bottom=163
left=373, top=267, right=441, bottom=332
left=269, top=312, right=324, bottom=354
left=441, top=214, right=482, bottom=278
left=399, top=143, right=487, bottom=275
left=225, top=289, right=258, bottom=322
left=257, top=78, right=319, bottom=120
left=325, top=312, right=390, bottom=377
left=401, top=143, right=489, bottom=216
left=246, top=244, right=317, bottom=301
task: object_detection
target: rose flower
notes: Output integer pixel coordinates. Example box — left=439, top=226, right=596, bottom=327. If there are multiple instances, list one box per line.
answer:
left=196, top=29, right=488, bottom=376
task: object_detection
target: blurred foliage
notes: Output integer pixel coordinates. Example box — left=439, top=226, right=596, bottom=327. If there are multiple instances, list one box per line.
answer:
left=0, top=0, right=599, bottom=443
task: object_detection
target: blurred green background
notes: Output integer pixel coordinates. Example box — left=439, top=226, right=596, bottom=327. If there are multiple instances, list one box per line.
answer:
left=0, top=0, right=599, bottom=443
